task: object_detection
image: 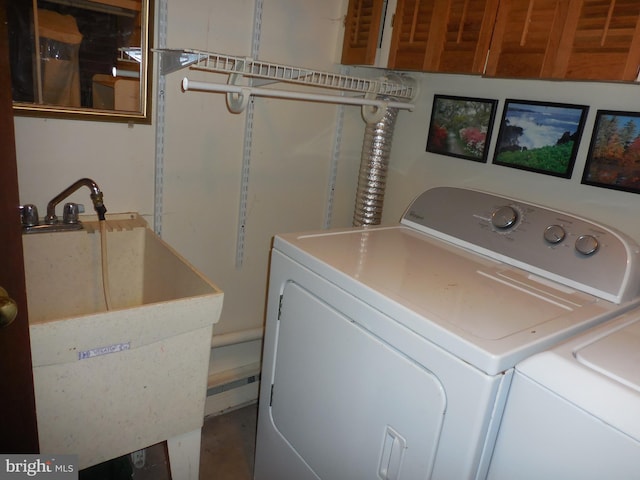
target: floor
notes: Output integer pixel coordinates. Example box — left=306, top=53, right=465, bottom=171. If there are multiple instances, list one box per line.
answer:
left=79, top=403, right=258, bottom=480
left=199, top=403, right=257, bottom=480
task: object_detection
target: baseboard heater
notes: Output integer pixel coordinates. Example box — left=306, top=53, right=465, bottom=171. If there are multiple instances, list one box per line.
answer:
left=204, top=364, right=262, bottom=416
left=206, top=373, right=260, bottom=397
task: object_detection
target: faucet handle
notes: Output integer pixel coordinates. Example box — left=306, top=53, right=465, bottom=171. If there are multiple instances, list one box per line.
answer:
left=19, top=204, right=39, bottom=227
left=62, top=203, right=85, bottom=224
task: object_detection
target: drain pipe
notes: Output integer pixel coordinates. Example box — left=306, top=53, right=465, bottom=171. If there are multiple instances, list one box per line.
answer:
left=353, top=105, right=399, bottom=226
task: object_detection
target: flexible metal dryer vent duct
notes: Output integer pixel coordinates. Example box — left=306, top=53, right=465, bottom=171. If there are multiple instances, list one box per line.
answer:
left=353, top=105, right=399, bottom=226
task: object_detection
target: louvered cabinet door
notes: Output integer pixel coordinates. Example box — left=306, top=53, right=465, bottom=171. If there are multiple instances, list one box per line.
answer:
left=387, top=0, right=499, bottom=73
left=436, top=0, right=500, bottom=73
left=387, top=0, right=439, bottom=70
left=341, top=0, right=386, bottom=65
left=485, top=0, right=570, bottom=78
left=553, top=0, right=640, bottom=81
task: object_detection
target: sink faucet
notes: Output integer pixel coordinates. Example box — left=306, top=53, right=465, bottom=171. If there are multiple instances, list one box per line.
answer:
left=45, top=178, right=107, bottom=224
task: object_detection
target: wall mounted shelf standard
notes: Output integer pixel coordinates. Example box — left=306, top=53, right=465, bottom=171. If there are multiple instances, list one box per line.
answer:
left=152, top=44, right=417, bottom=272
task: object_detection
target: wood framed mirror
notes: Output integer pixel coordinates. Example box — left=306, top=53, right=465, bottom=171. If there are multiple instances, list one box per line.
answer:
left=6, top=0, right=152, bottom=123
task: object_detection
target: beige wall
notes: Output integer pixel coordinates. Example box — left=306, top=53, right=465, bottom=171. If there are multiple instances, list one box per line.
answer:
left=159, top=0, right=354, bottom=336
left=14, top=0, right=357, bottom=344
left=373, top=72, right=640, bottom=242
left=14, top=0, right=640, bottom=347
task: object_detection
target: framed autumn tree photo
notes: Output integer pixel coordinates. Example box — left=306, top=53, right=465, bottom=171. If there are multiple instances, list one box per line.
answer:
left=582, top=110, right=640, bottom=193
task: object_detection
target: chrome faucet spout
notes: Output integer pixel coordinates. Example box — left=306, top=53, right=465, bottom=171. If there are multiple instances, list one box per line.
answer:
left=45, top=178, right=107, bottom=224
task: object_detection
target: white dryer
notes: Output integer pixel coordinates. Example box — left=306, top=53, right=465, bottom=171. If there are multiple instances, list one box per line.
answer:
left=253, top=187, right=640, bottom=480
left=487, top=307, right=640, bottom=479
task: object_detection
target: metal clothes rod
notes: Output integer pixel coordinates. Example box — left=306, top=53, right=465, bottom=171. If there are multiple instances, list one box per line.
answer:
left=182, top=78, right=415, bottom=112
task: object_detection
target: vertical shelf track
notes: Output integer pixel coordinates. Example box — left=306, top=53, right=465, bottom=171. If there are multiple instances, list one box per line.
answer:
left=154, top=0, right=168, bottom=236
left=324, top=103, right=344, bottom=229
left=236, top=0, right=263, bottom=269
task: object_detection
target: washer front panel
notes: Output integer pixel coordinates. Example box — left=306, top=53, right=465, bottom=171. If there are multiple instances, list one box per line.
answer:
left=515, top=310, right=640, bottom=440
left=255, top=250, right=508, bottom=480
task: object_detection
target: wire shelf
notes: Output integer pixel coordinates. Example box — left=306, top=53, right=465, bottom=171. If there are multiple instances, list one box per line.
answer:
left=181, top=49, right=415, bottom=100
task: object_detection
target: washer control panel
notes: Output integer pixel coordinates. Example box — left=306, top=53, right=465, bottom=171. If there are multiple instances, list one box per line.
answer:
left=401, top=186, right=640, bottom=303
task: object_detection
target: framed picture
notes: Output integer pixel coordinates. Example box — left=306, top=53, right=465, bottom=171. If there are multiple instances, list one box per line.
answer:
left=582, top=110, right=640, bottom=194
left=426, top=94, right=497, bottom=163
left=493, top=99, right=589, bottom=178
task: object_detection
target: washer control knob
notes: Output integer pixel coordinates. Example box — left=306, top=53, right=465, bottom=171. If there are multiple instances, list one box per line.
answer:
left=544, top=225, right=566, bottom=244
left=575, top=234, right=599, bottom=256
left=491, top=206, right=518, bottom=229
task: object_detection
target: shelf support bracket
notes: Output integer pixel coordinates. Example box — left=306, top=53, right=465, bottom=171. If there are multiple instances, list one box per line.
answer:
left=226, top=58, right=251, bottom=113
left=362, top=91, right=389, bottom=124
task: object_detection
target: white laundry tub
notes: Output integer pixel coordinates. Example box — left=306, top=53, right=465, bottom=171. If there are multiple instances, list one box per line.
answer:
left=23, top=214, right=223, bottom=479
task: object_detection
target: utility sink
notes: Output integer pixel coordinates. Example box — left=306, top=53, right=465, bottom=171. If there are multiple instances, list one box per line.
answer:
left=23, top=213, right=223, bottom=478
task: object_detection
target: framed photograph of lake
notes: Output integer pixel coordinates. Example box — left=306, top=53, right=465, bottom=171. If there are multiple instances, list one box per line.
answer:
left=426, top=95, right=498, bottom=163
left=493, top=99, right=589, bottom=178
left=582, top=110, right=640, bottom=194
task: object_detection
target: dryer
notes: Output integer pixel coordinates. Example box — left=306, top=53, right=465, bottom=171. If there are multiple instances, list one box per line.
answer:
left=253, top=187, right=640, bottom=480
left=487, top=307, right=640, bottom=479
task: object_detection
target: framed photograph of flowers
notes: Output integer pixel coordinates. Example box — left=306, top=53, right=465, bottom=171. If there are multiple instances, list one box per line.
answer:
left=493, top=99, right=589, bottom=178
left=426, top=94, right=498, bottom=163
left=582, top=110, right=640, bottom=194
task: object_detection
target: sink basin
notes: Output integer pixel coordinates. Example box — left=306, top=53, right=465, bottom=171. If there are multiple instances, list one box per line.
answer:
left=23, top=213, right=223, bottom=478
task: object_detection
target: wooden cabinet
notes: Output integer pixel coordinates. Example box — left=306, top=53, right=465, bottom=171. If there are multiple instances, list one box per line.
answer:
left=558, top=0, right=640, bottom=81
left=486, top=0, right=640, bottom=81
left=484, top=0, right=568, bottom=78
left=388, top=0, right=499, bottom=74
left=341, top=0, right=640, bottom=82
left=341, top=0, right=386, bottom=65
left=341, top=0, right=499, bottom=74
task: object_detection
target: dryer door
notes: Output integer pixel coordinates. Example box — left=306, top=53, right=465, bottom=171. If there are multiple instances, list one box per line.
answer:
left=270, top=280, right=446, bottom=479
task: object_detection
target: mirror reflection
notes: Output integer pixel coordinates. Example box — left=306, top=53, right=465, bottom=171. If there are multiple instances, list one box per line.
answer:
left=6, top=0, right=151, bottom=122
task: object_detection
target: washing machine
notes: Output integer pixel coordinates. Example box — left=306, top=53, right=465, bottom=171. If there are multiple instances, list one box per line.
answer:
left=487, top=306, right=640, bottom=479
left=253, top=186, right=640, bottom=480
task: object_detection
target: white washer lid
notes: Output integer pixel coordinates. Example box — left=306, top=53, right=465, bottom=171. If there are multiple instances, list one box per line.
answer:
left=516, top=310, right=640, bottom=441
left=575, top=317, right=640, bottom=391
